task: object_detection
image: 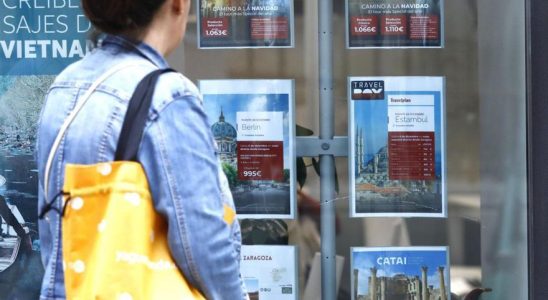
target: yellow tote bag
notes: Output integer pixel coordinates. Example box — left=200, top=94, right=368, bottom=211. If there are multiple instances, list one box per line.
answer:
left=62, top=161, right=204, bottom=300
left=42, top=67, right=205, bottom=299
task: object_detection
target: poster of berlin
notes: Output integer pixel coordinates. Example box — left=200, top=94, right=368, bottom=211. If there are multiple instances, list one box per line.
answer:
left=351, top=247, right=450, bottom=300
left=241, top=245, right=298, bottom=300
left=200, top=79, right=295, bottom=218
left=349, top=76, right=446, bottom=217
left=198, top=0, right=294, bottom=48
left=346, top=0, right=444, bottom=48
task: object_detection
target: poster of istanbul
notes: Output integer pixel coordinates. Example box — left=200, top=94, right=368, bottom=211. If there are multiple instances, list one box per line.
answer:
left=198, top=0, right=294, bottom=48
left=346, top=0, right=444, bottom=48
left=200, top=79, right=295, bottom=218
left=351, top=247, right=450, bottom=300
left=349, top=76, right=446, bottom=217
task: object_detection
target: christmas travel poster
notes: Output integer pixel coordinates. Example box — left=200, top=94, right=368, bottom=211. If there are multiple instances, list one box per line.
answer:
left=351, top=247, right=450, bottom=300
left=200, top=79, right=295, bottom=219
left=346, top=0, right=444, bottom=48
left=349, top=76, right=446, bottom=217
left=198, top=0, right=294, bottom=48
left=241, top=245, right=298, bottom=300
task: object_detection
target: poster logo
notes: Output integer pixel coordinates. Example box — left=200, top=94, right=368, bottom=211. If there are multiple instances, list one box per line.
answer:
left=351, top=80, right=384, bottom=100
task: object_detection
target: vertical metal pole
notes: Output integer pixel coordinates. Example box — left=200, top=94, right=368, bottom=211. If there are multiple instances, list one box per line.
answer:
left=318, top=0, right=336, bottom=299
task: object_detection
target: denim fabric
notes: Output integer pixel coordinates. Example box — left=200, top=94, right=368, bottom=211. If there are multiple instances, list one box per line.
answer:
left=36, top=35, right=246, bottom=300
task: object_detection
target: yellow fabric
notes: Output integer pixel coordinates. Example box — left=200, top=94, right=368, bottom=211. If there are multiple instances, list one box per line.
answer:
left=62, top=161, right=205, bottom=300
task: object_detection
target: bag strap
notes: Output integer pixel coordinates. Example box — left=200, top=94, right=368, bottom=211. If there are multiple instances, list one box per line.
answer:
left=43, top=63, right=154, bottom=202
left=114, top=68, right=176, bottom=161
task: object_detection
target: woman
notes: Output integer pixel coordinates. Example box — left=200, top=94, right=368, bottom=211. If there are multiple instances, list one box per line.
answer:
left=36, top=0, right=246, bottom=299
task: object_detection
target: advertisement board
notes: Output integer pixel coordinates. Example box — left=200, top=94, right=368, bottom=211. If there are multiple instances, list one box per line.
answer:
left=349, top=76, right=446, bottom=217
left=351, top=246, right=450, bottom=300
left=346, top=0, right=444, bottom=48
left=198, top=0, right=294, bottom=48
left=0, top=1, right=91, bottom=298
left=241, top=245, right=298, bottom=300
left=200, top=79, right=295, bottom=218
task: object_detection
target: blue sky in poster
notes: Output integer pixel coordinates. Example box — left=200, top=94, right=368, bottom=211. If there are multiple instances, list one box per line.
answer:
left=244, top=278, right=259, bottom=293
left=352, top=249, right=448, bottom=295
left=0, top=1, right=91, bottom=75
left=354, top=91, right=443, bottom=176
left=203, top=93, right=291, bottom=168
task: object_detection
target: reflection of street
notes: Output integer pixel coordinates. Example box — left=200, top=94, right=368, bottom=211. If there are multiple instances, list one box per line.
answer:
left=356, top=191, right=441, bottom=213
left=233, top=185, right=290, bottom=215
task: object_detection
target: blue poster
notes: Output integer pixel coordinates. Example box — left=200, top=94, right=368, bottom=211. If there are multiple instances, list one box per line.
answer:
left=200, top=79, right=296, bottom=219
left=349, top=76, right=446, bottom=217
left=0, top=2, right=90, bottom=298
left=351, top=247, right=450, bottom=300
left=1, top=0, right=91, bottom=75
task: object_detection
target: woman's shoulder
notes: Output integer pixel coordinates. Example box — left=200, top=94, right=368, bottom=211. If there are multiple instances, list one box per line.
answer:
left=152, top=71, right=202, bottom=111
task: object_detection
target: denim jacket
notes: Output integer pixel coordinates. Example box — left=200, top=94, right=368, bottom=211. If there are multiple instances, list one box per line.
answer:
left=36, top=35, right=246, bottom=300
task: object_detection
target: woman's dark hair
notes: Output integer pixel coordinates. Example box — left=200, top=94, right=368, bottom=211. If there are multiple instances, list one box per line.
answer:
left=82, top=0, right=167, bottom=33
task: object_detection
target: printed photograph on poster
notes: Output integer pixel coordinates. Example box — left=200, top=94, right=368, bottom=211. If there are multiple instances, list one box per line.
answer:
left=346, top=0, right=444, bottom=48
left=0, top=75, right=55, bottom=297
left=241, top=245, right=298, bottom=300
left=349, top=77, right=446, bottom=217
left=200, top=80, right=295, bottom=218
left=0, top=3, right=92, bottom=298
left=198, top=0, right=294, bottom=48
left=351, top=247, right=450, bottom=300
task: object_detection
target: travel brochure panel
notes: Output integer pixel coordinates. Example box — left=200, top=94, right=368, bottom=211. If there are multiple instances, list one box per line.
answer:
left=349, top=76, right=446, bottom=217
left=346, top=0, right=444, bottom=48
left=198, top=0, right=294, bottom=48
left=241, top=245, right=298, bottom=300
left=351, top=247, right=450, bottom=300
left=0, top=2, right=90, bottom=298
left=200, top=80, right=295, bottom=218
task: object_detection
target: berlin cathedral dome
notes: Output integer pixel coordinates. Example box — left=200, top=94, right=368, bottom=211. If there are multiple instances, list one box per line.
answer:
left=211, top=109, right=237, bottom=162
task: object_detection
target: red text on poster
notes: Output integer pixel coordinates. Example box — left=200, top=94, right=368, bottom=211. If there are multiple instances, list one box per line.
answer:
left=202, top=17, right=230, bottom=38
left=381, top=15, right=407, bottom=36
left=409, top=15, right=439, bottom=40
left=250, top=17, right=289, bottom=39
left=388, top=132, right=435, bottom=180
left=350, top=16, right=378, bottom=36
left=237, top=141, right=284, bottom=181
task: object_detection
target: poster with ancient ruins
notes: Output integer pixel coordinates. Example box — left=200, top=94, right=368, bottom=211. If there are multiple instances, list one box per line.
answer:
left=351, top=247, right=450, bottom=300
left=346, top=0, right=444, bottom=48
left=349, top=76, right=446, bottom=217
left=241, top=245, right=298, bottom=300
left=200, top=79, right=295, bottom=218
left=198, top=0, right=294, bottom=48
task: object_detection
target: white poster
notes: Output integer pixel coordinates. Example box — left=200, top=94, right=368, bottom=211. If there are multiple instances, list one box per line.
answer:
left=349, top=76, right=446, bottom=217
left=241, top=245, right=298, bottom=300
left=200, top=80, right=296, bottom=219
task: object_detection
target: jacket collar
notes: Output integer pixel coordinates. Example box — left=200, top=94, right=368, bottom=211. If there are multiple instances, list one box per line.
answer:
left=100, top=34, right=169, bottom=69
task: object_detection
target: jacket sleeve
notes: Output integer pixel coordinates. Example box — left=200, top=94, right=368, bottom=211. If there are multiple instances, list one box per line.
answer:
left=138, top=94, right=246, bottom=300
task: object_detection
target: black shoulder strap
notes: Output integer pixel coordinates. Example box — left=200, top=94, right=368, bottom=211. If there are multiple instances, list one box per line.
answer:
left=115, top=68, right=176, bottom=161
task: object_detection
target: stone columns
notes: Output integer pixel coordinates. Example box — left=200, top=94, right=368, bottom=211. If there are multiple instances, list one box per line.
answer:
left=354, top=269, right=359, bottom=300
left=438, top=266, right=447, bottom=300
left=370, top=267, right=378, bottom=300
left=421, top=266, right=429, bottom=300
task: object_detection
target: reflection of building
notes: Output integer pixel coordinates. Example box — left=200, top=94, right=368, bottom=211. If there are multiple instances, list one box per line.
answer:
left=211, top=108, right=237, bottom=164
left=355, top=266, right=447, bottom=300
